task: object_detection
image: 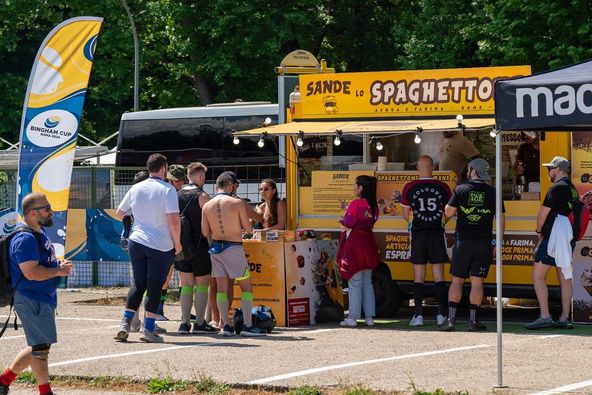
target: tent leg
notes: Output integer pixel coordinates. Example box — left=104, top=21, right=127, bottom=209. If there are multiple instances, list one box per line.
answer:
left=494, top=131, right=508, bottom=389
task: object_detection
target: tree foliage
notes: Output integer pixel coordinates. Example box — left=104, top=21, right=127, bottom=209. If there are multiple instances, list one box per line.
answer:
left=1, top=0, right=591, bottom=146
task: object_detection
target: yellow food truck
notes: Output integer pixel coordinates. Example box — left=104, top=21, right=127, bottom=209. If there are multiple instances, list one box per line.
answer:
left=237, top=63, right=579, bottom=318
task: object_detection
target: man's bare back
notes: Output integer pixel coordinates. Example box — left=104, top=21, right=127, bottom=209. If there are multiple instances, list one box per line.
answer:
left=202, top=194, right=252, bottom=243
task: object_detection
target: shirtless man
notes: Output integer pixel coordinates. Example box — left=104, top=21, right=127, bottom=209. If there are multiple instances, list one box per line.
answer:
left=201, top=171, right=266, bottom=337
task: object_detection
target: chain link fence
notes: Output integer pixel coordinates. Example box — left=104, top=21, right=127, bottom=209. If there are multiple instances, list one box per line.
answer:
left=0, top=163, right=285, bottom=288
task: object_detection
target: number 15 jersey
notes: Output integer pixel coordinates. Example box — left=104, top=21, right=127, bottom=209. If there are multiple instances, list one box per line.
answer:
left=400, top=178, right=451, bottom=234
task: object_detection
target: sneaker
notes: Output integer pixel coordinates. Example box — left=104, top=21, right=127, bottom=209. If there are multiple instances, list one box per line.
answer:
left=437, top=318, right=456, bottom=332
left=524, top=316, right=554, bottom=330
left=240, top=325, right=267, bottom=337
left=130, top=315, right=142, bottom=333
left=340, top=318, right=357, bottom=327
left=155, top=313, right=169, bottom=322
left=154, top=323, right=167, bottom=334
left=114, top=318, right=131, bottom=341
left=554, top=318, right=574, bottom=329
left=409, top=314, right=424, bottom=326
left=178, top=322, right=191, bottom=334
left=436, top=314, right=446, bottom=326
left=222, top=324, right=235, bottom=337
left=365, top=318, right=375, bottom=327
left=192, top=322, right=220, bottom=333
left=468, top=321, right=487, bottom=332
left=0, top=383, right=9, bottom=395
left=140, top=328, right=164, bottom=343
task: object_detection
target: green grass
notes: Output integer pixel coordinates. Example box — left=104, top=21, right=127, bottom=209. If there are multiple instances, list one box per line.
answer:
left=15, top=370, right=36, bottom=385
left=344, top=384, right=380, bottom=394
left=146, top=376, right=189, bottom=394
left=194, top=375, right=231, bottom=394
left=288, top=384, right=324, bottom=395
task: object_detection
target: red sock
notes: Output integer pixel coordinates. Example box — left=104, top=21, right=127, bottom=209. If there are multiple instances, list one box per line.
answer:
left=0, top=368, right=17, bottom=386
left=38, top=382, right=52, bottom=395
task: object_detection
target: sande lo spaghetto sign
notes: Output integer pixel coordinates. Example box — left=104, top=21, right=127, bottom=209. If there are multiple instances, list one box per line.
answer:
left=298, top=65, right=531, bottom=119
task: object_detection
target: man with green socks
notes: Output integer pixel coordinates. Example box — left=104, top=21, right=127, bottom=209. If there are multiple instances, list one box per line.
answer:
left=201, top=171, right=266, bottom=337
left=176, top=162, right=218, bottom=334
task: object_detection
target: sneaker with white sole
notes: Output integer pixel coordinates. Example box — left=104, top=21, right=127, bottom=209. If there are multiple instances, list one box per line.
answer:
left=114, top=318, right=131, bottom=341
left=222, top=324, right=235, bottom=337
left=154, top=323, right=167, bottom=334
left=192, top=322, right=220, bottom=333
left=155, top=313, right=169, bottom=322
left=340, top=318, right=357, bottom=327
left=240, top=325, right=267, bottom=337
left=365, top=318, right=375, bottom=327
left=409, top=314, right=424, bottom=326
left=178, top=322, right=191, bottom=334
left=436, top=314, right=446, bottom=326
left=139, top=328, right=164, bottom=343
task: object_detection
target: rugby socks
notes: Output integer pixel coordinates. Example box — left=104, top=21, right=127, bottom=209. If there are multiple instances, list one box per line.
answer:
left=193, top=285, right=209, bottom=325
left=435, top=281, right=448, bottom=316
left=448, top=301, right=459, bottom=324
left=216, top=293, right=230, bottom=326
left=38, top=383, right=52, bottom=395
left=158, top=289, right=167, bottom=315
left=123, top=310, right=135, bottom=321
left=180, top=286, right=194, bottom=324
left=0, top=368, right=16, bottom=386
left=469, top=304, right=480, bottom=323
left=144, top=317, right=156, bottom=332
left=241, top=291, right=254, bottom=327
left=413, top=282, right=424, bottom=316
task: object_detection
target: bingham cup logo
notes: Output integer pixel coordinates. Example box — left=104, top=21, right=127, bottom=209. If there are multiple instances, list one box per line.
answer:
left=44, top=115, right=61, bottom=128
left=322, top=96, right=338, bottom=114
left=26, top=110, right=78, bottom=148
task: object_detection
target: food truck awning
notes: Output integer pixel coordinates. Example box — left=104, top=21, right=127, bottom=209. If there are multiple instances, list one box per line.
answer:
left=233, top=117, right=495, bottom=136
left=495, top=58, right=592, bottom=131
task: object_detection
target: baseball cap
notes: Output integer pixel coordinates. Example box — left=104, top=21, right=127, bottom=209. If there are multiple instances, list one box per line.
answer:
left=167, top=164, right=188, bottom=182
left=542, top=156, right=570, bottom=172
left=522, top=131, right=537, bottom=138
left=468, top=158, right=492, bottom=181
left=219, top=171, right=241, bottom=184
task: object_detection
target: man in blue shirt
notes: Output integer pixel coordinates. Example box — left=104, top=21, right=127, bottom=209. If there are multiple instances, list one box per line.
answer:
left=0, top=192, right=73, bottom=395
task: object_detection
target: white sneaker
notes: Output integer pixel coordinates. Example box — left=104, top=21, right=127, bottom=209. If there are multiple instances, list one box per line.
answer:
left=436, top=314, right=446, bottom=326
left=365, top=318, right=375, bottom=327
left=340, top=318, right=357, bottom=327
left=409, top=314, right=424, bottom=326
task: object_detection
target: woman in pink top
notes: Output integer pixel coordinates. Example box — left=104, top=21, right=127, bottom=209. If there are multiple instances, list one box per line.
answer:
left=336, top=175, right=379, bottom=327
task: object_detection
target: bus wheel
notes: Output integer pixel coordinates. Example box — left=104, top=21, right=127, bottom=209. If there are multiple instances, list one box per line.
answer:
left=372, top=264, right=403, bottom=318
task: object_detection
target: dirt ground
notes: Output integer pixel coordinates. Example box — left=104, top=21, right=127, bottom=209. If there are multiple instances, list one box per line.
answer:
left=1, top=288, right=591, bottom=395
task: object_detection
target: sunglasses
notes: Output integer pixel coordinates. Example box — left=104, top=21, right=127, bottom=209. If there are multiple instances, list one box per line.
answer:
left=30, top=204, right=52, bottom=213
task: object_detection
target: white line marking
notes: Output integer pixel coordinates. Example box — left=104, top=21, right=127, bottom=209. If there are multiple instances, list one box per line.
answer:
left=49, top=342, right=220, bottom=368
left=0, top=315, right=120, bottom=322
left=538, top=334, right=564, bottom=339
left=248, top=344, right=490, bottom=384
left=0, top=335, right=25, bottom=340
left=298, top=328, right=338, bottom=335
left=529, top=379, right=592, bottom=395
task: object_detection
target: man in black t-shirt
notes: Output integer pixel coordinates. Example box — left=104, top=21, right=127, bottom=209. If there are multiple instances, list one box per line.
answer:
left=526, top=156, right=578, bottom=330
left=176, top=162, right=219, bottom=334
left=438, top=158, right=505, bottom=332
left=401, top=155, right=451, bottom=328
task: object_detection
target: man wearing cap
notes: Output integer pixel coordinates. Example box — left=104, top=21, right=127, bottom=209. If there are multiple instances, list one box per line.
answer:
left=526, top=156, right=578, bottom=330
left=439, top=130, right=481, bottom=184
left=439, top=158, right=505, bottom=332
left=201, top=171, right=266, bottom=337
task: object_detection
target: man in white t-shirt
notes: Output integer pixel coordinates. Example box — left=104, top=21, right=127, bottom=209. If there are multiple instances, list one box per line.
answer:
left=114, top=153, right=181, bottom=343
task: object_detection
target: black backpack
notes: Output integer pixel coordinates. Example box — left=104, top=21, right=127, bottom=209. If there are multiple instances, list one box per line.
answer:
left=0, top=226, right=43, bottom=337
left=177, top=189, right=200, bottom=261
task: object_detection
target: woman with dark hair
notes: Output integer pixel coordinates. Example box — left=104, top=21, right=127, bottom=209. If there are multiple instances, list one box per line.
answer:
left=255, top=179, right=286, bottom=230
left=336, top=175, right=379, bottom=327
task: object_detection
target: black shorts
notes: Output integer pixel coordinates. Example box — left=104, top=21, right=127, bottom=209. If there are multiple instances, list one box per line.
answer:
left=410, top=230, right=448, bottom=265
left=534, top=236, right=576, bottom=267
left=450, top=239, right=492, bottom=278
left=175, top=248, right=212, bottom=277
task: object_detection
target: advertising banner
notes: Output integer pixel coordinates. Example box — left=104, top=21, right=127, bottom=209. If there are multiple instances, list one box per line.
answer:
left=240, top=242, right=287, bottom=326
left=375, top=171, right=455, bottom=217
left=285, top=239, right=343, bottom=326
left=299, top=66, right=531, bottom=120
left=571, top=132, right=592, bottom=323
left=310, top=170, right=371, bottom=215
left=16, top=17, right=103, bottom=258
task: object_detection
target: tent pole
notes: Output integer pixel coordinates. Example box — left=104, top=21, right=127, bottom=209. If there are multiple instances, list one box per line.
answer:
left=494, top=131, right=507, bottom=389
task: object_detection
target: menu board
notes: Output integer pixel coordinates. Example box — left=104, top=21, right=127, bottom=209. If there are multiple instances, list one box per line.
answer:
left=310, top=170, right=371, bottom=215
left=375, top=171, right=455, bottom=216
